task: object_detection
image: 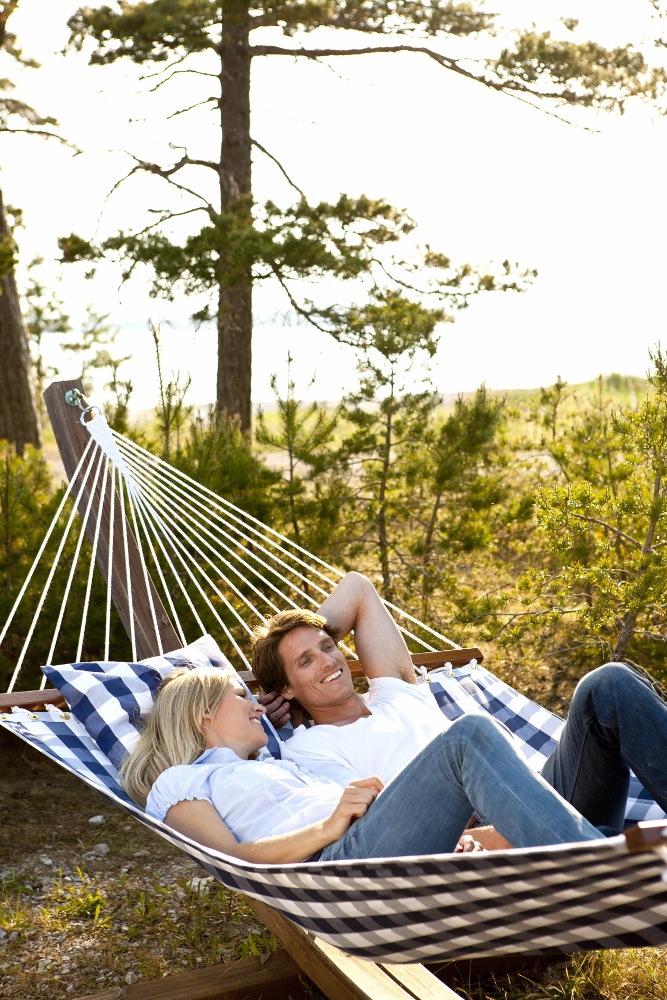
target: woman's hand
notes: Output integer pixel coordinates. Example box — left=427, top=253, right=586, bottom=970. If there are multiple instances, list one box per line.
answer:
left=322, top=777, right=384, bottom=843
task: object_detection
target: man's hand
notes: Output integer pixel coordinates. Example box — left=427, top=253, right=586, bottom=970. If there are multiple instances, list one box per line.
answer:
left=258, top=690, right=309, bottom=729
left=257, top=690, right=292, bottom=729
left=322, top=777, right=384, bottom=843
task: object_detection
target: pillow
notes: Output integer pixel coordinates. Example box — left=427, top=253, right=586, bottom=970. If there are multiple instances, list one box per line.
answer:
left=42, top=634, right=233, bottom=769
left=140, top=633, right=233, bottom=674
left=41, top=659, right=164, bottom=768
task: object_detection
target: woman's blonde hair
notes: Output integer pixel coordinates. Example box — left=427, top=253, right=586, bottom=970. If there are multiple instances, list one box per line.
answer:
left=120, top=666, right=233, bottom=807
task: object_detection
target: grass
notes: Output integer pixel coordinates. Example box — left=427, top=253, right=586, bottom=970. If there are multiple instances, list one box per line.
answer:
left=0, top=733, right=312, bottom=999
left=458, top=949, right=667, bottom=999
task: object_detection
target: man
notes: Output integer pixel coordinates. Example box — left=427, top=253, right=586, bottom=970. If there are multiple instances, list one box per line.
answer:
left=254, top=572, right=667, bottom=840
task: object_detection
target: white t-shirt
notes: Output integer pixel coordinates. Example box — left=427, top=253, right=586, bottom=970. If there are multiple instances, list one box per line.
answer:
left=280, top=676, right=450, bottom=786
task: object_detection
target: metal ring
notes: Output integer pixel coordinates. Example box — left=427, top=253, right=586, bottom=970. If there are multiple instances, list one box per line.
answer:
left=80, top=406, right=101, bottom=425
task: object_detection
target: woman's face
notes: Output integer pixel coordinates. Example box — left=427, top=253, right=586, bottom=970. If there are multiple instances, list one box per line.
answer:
left=202, top=680, right=268, bottom=759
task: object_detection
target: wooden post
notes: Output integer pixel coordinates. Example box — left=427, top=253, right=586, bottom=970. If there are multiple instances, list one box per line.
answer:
left=44, top=379, right=181, bottom=660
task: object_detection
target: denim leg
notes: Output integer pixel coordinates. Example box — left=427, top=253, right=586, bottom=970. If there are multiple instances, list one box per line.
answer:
left=541, top=662, right=667, bottom=835
left=321, top=712, right=600, bottom=861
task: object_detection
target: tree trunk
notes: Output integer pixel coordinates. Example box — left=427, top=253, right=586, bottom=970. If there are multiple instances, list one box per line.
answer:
left=217, top=4, right=253, bottom=432
left=0, top=187, right=41, bottom=455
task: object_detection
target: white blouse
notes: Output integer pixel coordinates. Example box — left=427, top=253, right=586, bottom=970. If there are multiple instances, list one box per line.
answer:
left=145, top=746, right=345, bottom=842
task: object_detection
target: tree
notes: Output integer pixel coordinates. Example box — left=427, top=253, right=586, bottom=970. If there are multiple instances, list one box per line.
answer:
left=336, top=290, right=444, bottom=603
left=60, top=0, right=667, bottom=428
left=405, top=386, right=506, bottom=625
left=474, top=352, right=667, bottom=675
left=255, top=353, right=344, bottom=557
left=0, top=1, right=67, bottom=453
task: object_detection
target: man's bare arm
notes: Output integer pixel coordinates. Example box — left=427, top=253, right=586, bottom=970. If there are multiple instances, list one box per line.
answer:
left=318, top=573, right=416, bottom=684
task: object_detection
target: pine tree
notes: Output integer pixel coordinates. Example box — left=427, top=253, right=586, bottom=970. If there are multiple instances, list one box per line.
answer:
left=0, top=1, right=68, bottom=453
left=55, top=0, right=665, bottom=427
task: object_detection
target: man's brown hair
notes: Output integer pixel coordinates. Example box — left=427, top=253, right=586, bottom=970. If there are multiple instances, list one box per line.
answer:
left=250, top=609, right=338, bottom=693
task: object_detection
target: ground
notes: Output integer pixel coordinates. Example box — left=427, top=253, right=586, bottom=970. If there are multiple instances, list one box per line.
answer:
left=0, top=729, right=313, bottom=1000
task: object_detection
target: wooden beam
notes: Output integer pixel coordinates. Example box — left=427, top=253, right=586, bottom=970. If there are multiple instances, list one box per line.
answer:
left=348, top=648, right=484, bottom=680
left=248, top=900, right=457, bottom=1000
left=379, top=964, right=462, bottom=1000
left=0, top=687, right=66, bottom=712
left=71, top=949, right=303, bottom=1000
left=44, top=379, right=181, bottom=660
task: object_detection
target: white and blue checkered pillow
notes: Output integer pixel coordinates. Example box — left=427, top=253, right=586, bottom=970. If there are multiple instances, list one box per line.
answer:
left=41, top=635, right=232, bottom=768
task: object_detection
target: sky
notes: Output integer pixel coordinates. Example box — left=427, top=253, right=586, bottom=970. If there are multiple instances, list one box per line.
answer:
left=2, top=0, right=667, bottom=408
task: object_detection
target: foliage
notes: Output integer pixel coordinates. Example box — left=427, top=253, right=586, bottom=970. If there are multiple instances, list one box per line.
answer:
left=255, top=353, right=344, bottom=555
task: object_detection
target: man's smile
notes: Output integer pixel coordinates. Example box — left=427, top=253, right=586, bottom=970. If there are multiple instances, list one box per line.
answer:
left=321, top=669, right=343, bottom=684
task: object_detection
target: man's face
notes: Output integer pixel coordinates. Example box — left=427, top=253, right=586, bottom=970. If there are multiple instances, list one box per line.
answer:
left=278, top=625, right=354, bottom=710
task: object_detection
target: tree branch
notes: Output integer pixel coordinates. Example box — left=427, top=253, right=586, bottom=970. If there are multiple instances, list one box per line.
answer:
left=251, top=138, right=305, bottom=197
left=269, top=264, right=331, bottom=334
left=568, top=512, right=645, bottom=551
left=147, top=66, right=220, bottom=93
left=251, top=44, right=600, bottom=130
left=167, top=97, right=217, bottom=120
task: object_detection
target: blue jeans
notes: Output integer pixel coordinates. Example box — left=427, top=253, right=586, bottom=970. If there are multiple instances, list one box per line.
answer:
left=541, top=662, right=667, bottom=836
left=320, top=712, right=600, bottom=861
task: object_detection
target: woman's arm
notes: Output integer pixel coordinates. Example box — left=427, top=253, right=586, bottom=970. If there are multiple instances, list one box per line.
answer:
left=165, top=777, right=384, bottom=864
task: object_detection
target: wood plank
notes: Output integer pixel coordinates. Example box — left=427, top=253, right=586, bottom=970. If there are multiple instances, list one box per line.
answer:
left=44, top=379, right=181, bottom=660
left=0, top=688, right=66, bottom=712
left=248, top=899, right=424, bottom=1000
left=348, top=648, right=483, bottom=679
left=72, top=948, right=303, bottom=1000
left=379, top=963, right=462, bottom=1000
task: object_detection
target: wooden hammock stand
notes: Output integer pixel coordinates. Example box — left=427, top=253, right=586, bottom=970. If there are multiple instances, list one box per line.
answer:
left=2, top=380, right=491, bottom=1000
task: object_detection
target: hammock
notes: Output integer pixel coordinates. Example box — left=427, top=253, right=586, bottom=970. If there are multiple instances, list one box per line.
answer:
left=2, top=381, right=667, bottom=972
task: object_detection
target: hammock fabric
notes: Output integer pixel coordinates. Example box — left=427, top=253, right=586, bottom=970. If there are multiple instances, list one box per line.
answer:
left=2, top=402, right=667, bottom=964
left=3, top=661, right=667, bottom=963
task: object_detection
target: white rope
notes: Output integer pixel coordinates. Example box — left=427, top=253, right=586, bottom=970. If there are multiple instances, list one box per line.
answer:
left=1, top=437, right=95, bottom=663
left=114, top=436, right=447, bottom=649
left=125, top=483, right=252, bottom=664
left=76, top=456, right=110, bottom=662
left=130, top=488, right=207, bottom=637
left=118, top=446, right=421, bottom=654
left=116, top=435, right=337, bottom=592
left=117, top=459, right=361, bottom=660
left=129, top=478, right=252, bottom=653
left=124, top=467, right=163, bottom=656
left=43, top=448, right=107, bottom=676
left=114, top=430, right=344, bottom=579
left=104, top=465, right=116, bottom=661
left=127, top=477, right=187, bottom=647
left=123, top=457, right=306, bottom=614
left=123, top=459, right=291, bottom=621
left=9, top=442, right=101, bottom=692
left=120, top=446, right=328, bottom=606
left=117, top=471, right=137, bottom=661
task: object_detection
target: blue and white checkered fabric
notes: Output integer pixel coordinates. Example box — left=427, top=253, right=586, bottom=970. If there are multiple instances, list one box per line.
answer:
left=3, top=682, right=667, bottom=963
left=41, top=635, right=233, bottom=769
left=429, top=663, right=666, bottom=825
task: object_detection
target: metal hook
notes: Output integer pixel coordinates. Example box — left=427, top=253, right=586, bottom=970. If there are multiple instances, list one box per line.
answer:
left=65, top=388, right=85, bottom=410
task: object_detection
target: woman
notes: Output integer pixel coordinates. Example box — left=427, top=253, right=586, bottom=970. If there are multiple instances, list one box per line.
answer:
left=121, top=667, right=601, bottom=863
